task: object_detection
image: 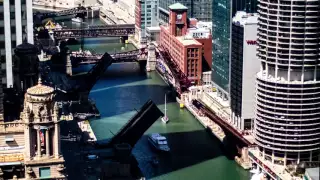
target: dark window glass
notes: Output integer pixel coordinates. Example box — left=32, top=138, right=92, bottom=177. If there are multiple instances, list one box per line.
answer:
left=0, top=42, right=5, bottom=49
left=0, top=56, right=5, bottom=63
left=10, top=12, right=15, bottom=19
left=11, top=27, right=16, bottom=34
left=11, top=41, right=16, bottom=48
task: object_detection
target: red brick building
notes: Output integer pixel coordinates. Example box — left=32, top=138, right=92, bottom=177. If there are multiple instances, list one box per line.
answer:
left=159, top=3, right=212, bottom=85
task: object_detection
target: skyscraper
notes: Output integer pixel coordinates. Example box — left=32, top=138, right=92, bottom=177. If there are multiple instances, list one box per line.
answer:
left=211, top=0, right=257, bottom=100
left=135, top=0, right=159, bottom=43
left=254, top=0, right=320, bottom=165
left=0, top=0, right=34, bottom=88
left=158, top=0, right=212, bottom=24
left=230, top=11, right=259, bottom=131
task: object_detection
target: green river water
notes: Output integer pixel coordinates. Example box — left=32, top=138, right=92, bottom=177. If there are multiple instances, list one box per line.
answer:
left=58, top=17, right=250, bottom=180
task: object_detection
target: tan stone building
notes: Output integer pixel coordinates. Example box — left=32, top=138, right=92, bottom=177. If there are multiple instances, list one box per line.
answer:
left=0, top=78, right=66, bottom=180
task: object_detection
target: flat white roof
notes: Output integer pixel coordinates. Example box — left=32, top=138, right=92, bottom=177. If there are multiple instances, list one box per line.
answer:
left=176, top=36, right=201, bottom=46
left=146, top=26, right=161, bottom=31
left=305, top=168, right=319, bottom=180
left=233, top=11, right=258, bottom=26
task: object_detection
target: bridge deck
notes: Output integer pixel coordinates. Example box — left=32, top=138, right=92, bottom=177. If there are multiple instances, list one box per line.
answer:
left=53, top=24, right=135, bottom=39
left=95, top=100, right=163, bottom=148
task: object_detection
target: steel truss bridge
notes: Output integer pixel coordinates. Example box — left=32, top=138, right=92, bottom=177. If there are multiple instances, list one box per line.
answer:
left=71, top=48, right=148, bottom=65
left=53, top=24, right=135, bottom=39
left=37, top=6, right=88, bottom=19
left=71, top=45, right=191, bottom=95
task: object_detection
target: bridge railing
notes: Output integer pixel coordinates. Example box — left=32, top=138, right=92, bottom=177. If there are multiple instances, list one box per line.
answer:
left=71, top=48, right=146, bottom=65
left=53, top=28, right=135, bottom=39
left=88, top=24, right=135, bottom=29
left=39, top=6, right=88, bottom=17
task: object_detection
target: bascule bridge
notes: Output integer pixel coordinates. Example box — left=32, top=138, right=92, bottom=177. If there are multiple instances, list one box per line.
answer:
left=36, top=8, right=192, bottom=104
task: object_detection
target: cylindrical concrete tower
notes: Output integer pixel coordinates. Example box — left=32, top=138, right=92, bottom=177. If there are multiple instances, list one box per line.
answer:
left=254, top=0, right=320, bottom=165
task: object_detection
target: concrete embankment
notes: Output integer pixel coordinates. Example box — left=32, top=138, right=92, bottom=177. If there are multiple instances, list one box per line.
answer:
left=184, top=102, right=226, bottom=142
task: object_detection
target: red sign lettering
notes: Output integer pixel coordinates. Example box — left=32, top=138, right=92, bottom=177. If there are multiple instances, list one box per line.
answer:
left=246, top=40, right=257, bottom=45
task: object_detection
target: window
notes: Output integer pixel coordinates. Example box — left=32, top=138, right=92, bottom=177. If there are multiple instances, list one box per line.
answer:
left=11, top=41, right=16, bottom=48
left=39, top=167, right=51, bottom=178
left=0, top=42, right=4, bottom=49
left=5, top=135, right=14, bottom=142
left=10, top=12, right=15, bottom=19
left=11, top=27, right=16, bottom=34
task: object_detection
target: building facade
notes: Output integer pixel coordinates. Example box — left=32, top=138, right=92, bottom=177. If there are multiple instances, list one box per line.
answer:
left=134, top=0, right=159, bottom=43
left=211, top=0, right=257, bottom=100
left=0, top=0, right=34, bottom=88
left=190, top=23, right=212, bottom=73
left=230, top=11, right=258, bottom=131
left=160, top=3, right=202, bottom=84
left=0, top=79, right=66, bottom=179
left=254, top=0, right=320, bottom=165
left=159, top=3, right=212, bottom=85
left=158, top=0, right=212, bottom=24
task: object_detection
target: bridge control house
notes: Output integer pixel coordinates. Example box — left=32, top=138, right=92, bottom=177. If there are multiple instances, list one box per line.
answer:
left=159, top=3, right=212, bottom=85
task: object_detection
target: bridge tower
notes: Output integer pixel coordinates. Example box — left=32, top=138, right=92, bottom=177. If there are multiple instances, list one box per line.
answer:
left=146, top=43, right=156, bottom=71
left=66, top=52, right=73, bottom=76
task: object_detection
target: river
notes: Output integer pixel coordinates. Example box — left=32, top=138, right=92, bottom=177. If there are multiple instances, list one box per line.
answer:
left=56, top=16, right=250, bottom=179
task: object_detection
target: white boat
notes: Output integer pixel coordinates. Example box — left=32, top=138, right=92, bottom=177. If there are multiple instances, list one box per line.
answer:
left=161, top=94, right=169, bottom=124
left=148, top=133, right=170, bottom=152
left=72, top=17, right=83, bottom=23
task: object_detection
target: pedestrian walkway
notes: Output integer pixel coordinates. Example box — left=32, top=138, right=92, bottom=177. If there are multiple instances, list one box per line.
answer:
left=185, top=102, right=226, bottom=142
left=249, top=148, right=300, bottom=180
left=200, top=92, right=255, bottom=143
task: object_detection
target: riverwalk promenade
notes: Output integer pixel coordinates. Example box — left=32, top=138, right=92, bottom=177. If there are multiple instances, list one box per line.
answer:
left=182, top=86, right=299, bottom=180
left=185, top=102, right=226, bottom=142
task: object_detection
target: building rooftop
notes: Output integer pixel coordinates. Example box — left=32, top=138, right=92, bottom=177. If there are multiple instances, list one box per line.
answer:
left=169, top=3, right=188, bottom=10
left=15, top=40, right=39, bottom=55
left=233, top=11, right=258, bottom=26
left=146, top=26, right=161, bottom=31
left=27, top=78, right=55, bottom=96
left=305, top=168, right=319, bottom=180
left=176, top=36, right=201, bottom=46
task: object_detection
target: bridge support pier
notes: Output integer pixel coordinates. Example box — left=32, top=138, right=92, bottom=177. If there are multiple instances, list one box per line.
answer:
left=146, top=43, right=156, bottom=71
left=66, top=53, right=72, bottom=76
left=120, top=36, right=128, bottom=44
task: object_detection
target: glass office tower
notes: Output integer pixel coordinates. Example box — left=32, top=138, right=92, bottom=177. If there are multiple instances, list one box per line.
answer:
left=211, top=0, right=257, bottom=99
